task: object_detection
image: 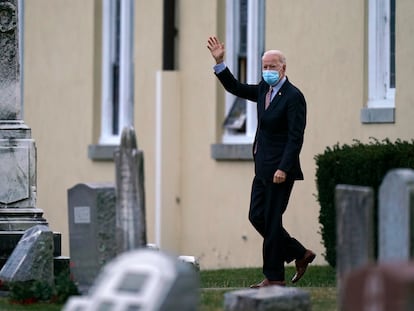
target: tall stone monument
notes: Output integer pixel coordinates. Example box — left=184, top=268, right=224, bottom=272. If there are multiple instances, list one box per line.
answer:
left=114, top=126, right=147, bottom=253
left=0, top=0, right=48, bottom=262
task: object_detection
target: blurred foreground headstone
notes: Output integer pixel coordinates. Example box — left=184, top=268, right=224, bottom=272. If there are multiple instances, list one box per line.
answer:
left=343, top=262, right=414, bottom=311
left=63, top=249, right=199, bottom=311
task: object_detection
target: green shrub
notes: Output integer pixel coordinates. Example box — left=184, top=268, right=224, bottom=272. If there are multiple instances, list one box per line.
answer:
left=314, top=138, right=414, bottom=267
left=8, top=280, right=53, bottom=304
left=5, top=270, right=79, bottom=305
left=53, top=270, right=80, bottom=304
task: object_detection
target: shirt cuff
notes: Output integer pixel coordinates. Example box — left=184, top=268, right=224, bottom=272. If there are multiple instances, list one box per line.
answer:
left=213, top=62, right=226, bottom=74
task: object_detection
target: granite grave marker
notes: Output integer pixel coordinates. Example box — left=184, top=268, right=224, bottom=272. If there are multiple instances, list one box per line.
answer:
left=0, top=225, right=54, bottom=284
left=67, top=182, right=116, bottom=293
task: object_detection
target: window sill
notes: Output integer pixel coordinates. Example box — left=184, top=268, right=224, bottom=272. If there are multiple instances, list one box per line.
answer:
left=88, top=144, right=118, bottom=161
left=211, top=143, right=253, bottom=161
left=360, top=107, right=395, bottom=124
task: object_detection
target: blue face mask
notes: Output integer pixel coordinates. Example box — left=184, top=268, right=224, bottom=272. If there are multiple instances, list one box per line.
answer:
left=262, top=70, right=280, bottom=86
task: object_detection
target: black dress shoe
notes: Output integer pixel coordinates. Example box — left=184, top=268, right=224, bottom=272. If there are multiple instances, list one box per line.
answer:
left=250, top=278, right=286, bottom=288
left=291, top=249, right=316, bottom=283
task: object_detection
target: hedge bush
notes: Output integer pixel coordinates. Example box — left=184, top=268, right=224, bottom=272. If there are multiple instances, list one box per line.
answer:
left=314, top=138, right=414, bottom=267
left=3, top=270, right=79, bottom=305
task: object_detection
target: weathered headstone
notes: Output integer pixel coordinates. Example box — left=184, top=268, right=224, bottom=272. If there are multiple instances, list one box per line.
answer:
left=114, top=126, right=147, bottom=253
left=335, top=184, right=374, bottom=307
left=224, top=287, right=311, bottom=311
left=378, top=169, right=414, bottom=262
left=0, top=225, right=54, bottom=284
left=67, top=183, right=116, bottom=293
left=63, top=249, right=199, bottom=311
left=342, top=262, right=414, bottom=311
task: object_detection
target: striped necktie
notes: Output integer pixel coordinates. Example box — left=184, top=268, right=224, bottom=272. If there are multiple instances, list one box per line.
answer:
left=265, top=86, right=273, bottom=110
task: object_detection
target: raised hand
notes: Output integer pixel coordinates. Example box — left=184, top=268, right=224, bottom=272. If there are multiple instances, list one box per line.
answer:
left=207, top=36, right=225, bottom=64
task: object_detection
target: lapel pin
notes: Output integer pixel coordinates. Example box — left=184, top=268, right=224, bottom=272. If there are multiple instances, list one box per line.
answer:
left=278, top=92, right=282, bottom=96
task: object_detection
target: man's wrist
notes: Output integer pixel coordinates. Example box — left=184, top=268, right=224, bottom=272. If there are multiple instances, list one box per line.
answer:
left=213, top=62, right=226, bottom=74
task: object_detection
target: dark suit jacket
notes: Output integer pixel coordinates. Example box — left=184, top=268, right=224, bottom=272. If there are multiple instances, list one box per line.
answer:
left=216, top=67, right=306, bottom=181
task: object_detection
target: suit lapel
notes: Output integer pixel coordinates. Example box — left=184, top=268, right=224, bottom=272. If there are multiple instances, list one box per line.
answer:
left=267, top=79, right=290, bottom=110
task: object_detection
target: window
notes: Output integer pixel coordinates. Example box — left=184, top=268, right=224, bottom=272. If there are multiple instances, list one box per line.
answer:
left=100, top=0, right=134, bottom=144
left=222, top=0, right=265, bottom=143
left=361, top=0, right=395, bottom=123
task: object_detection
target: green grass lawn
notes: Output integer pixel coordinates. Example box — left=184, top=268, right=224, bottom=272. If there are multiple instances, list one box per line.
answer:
left=0, top=265, right=337, bottom=310
left=200, top=265, right=337, bottom=311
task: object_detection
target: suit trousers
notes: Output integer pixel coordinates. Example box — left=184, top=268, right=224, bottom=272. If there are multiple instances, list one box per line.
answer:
left=248, top=176, right=307, bottom=281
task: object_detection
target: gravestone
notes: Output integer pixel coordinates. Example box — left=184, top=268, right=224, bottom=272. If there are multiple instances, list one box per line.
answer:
left=335, top=184, right=374, bottom=308
left=342, top=262, right=414, bottom=311
left=0, top=225, right=54, bottom=285
left=224, top=287, right=311, bottom=311
left=63, top=249, right=199, bottom=311
left=378, top=169, right=414, bottom=262
left=67, top=183, right=116, bottom=293
left=114, top=126, right=147, bottom=253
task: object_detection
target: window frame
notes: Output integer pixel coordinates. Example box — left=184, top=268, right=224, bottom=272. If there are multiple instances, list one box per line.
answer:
left=222, top=0, right=265, bottom=144
left=99, top=0, right=135, bottom=145
left=361, top=0, right=395, bottom=123
left=367, top=0, right=395, bottom=108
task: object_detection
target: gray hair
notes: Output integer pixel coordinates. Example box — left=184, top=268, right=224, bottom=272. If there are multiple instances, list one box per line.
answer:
left=262, top=50, right=286, bottom=65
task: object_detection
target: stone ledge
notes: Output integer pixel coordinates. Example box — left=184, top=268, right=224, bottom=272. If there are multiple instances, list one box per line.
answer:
left=88, top=144, right=118, bottom=161
left=360, top=107, right=395, bottom=124
left=211, top=143, right=253, bottom=161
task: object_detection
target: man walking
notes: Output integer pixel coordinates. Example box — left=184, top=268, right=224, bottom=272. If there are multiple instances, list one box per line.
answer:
left=207, top=36, right=315, bottom=287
